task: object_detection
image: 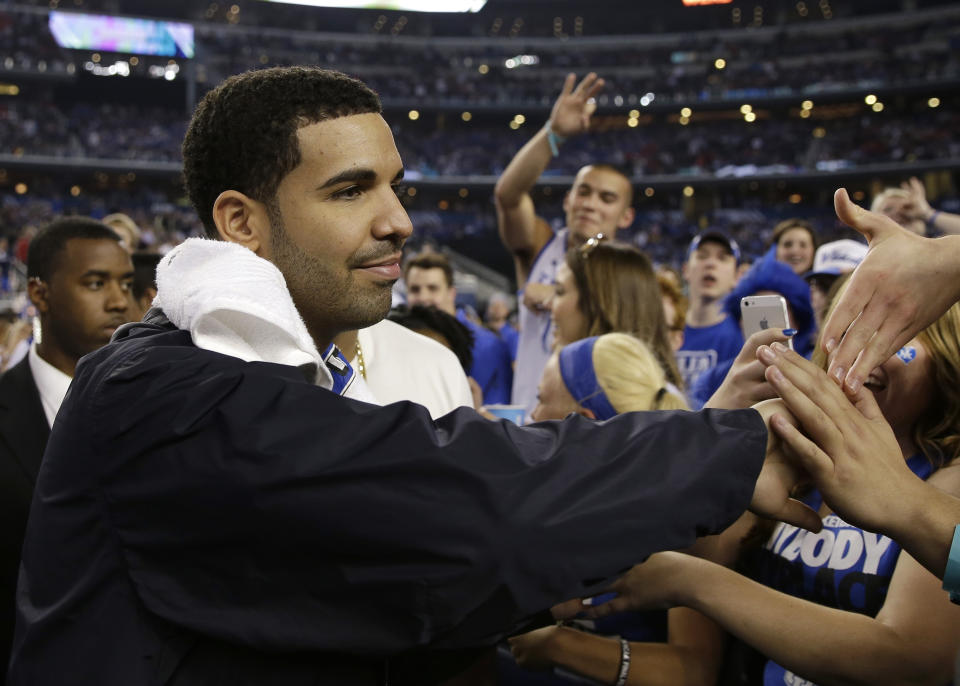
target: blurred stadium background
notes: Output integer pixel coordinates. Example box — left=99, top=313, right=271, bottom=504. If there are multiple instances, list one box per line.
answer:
left=1, top=0, right=958, bottom=301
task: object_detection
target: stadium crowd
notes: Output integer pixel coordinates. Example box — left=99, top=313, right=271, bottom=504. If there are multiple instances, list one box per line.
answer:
left=0, top=2, right=959, bottom=685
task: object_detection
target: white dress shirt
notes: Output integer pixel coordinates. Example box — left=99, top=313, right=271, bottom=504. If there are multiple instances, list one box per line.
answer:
left=28, top=344, right=72, bottom=428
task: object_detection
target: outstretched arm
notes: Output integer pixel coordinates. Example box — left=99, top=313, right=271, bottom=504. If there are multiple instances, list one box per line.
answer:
left=573, top=550, right=960, bottom=686
left=821, top=188, right=960, bottom=393
left=494, top=73, right=604, bottom=279
left=508, top=607, right=726, bottom=686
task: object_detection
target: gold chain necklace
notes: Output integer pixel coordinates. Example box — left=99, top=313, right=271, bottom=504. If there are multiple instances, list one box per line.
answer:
left=354, top=338, right=366, bottom=379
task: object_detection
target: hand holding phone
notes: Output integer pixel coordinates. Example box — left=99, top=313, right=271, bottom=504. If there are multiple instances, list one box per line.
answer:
left=741, top=295, right=793, bottom=350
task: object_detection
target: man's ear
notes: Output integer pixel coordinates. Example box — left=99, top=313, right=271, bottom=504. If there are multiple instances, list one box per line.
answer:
left=448, top=285, right=458, bottom=312
left=27, top=278, right=49, bottom=314
left=211, top=191, right=272, bottom=257
left=617, top=206, right=636, bottom=230
left=575, top=406, right=596, bottom=420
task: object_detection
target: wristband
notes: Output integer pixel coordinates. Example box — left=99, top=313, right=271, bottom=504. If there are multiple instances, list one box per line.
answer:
left=614, top=637, right=631, bottom=686
left=944, top=524, right=960, bottom=604
left=927, top=210, right=941, bottom=228
left=547, top=126, right=567, bottom=157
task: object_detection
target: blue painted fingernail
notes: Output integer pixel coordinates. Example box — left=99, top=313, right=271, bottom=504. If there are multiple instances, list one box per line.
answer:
left=583, top=592, right=618, bottom=606
left=782, top=328, right=797, bottom=336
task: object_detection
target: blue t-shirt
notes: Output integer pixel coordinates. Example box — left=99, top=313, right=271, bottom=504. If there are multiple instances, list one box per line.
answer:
left=499, top=322, right=520, bottom=362
left=676, top=317, right=743, bottom=390
left=754, top=454, right=934, bottom=686
left=458, top=310, right=513, bottom=405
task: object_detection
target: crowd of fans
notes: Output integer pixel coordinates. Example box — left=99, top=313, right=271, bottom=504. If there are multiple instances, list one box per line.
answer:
left=4, top=96, right=958, bottom=179
left=0, top=3, right=959, bottom=682
left=2, top=6, right=959, bottom=106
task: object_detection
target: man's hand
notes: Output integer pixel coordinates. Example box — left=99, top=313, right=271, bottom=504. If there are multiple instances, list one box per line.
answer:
left=551, top=553, right=694, bottom=622
left=548, top=73, right=604, bottom=139
left=507, top=625, right=561, bottom=671
left=756, top=341, right=921, bottom=535
left=522, top=282, right=555, bottom=313
left=821, top=188, right=960, bottom=393
left=749, top=399, right=822, bottom=533
left=705, top=328, right=794, bottom=409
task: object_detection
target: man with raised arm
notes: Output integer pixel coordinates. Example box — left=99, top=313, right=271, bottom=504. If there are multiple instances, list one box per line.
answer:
left=493, top=73, right=635, bottom=415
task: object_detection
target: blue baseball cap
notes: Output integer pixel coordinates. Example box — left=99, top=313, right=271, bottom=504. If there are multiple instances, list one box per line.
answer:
left=688, top=231, right=742, bottom=264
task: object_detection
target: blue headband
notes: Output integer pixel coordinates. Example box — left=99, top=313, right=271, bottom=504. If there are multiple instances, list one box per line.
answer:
left=558, top=337, right=618, bottom=421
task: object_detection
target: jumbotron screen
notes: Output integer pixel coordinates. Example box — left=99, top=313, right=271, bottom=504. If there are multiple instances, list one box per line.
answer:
left=48, top=11, right=195, bottom=58
left=259, top=0, right=487, bottom=12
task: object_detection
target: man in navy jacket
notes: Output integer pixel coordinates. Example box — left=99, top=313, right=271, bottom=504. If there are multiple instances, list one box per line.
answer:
left=9, top=67, right=816, bottom=685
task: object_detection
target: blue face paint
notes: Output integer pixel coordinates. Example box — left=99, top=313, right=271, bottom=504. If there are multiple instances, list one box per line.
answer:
left=895, top=346, right=917, bottom=365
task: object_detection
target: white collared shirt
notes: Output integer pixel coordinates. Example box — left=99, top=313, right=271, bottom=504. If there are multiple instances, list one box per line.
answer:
left=28, top=344, right=72, bottom=428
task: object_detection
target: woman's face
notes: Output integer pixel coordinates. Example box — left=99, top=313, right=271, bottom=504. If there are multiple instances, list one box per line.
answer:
left=551, top=262, right=589, bottom=347
left=530, top=353, right=580, bottom=422
left=863, top=337, right=936, bottom=443
left=776, top=228, right=815, bottom=275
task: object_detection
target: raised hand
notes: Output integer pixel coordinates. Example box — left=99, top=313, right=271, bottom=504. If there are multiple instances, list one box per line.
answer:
left=821, top=188, right=960, bottom=393
left=705, top=327, right=795, bottom=409
left=899, top=176, right=935, bottom=224
left=749, top=399, right=822, bottom=533
left=756, top=341, right=918, bottom=533
left=548, top=73, right=605, bottom=139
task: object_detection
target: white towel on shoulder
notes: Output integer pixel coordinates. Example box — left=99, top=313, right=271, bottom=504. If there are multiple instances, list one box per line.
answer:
left=153, top=237, right=376, bottom=403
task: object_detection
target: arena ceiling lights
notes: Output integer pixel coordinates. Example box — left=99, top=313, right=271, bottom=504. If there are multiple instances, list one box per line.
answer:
left=259, top=0, right=487, bottom=11
left=681, top=0, right=732, bottom=5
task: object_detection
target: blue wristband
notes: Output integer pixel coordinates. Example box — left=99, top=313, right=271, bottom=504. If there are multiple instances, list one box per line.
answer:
left=547, top=127, right=567, bottom=157
left=927, top=210, right=941, bottom=228
left=944, top=524, right=960, bottom=604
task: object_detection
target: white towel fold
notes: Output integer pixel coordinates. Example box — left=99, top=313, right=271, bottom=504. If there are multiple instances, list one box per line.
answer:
left=153, top=238, right=330, bottom=386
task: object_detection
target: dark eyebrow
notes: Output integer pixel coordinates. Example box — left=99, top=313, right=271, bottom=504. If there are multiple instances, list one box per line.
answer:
left=80, top=269, right=135, bottom=279
left=316, top=166, right=405, bottom=191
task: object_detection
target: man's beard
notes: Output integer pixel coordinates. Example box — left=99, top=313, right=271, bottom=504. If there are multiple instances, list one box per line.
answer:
left=267, top=202, right=394, bottom=342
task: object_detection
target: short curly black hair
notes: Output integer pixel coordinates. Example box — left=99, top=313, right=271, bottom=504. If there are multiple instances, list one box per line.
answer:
left=183, top=66, right=382, bottom=238
left=27, top=217, right=122, bottom=282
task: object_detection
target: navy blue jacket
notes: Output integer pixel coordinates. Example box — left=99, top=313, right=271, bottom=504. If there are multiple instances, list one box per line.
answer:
left=10, top=311, right=766, bottom=685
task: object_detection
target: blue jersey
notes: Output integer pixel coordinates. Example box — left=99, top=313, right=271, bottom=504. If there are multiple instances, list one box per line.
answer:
left=458, top=310, right=513, bottom=405
left=755, top=454, right=934, bottom=686
left=499, top=322, right=520, bottom=362
left=676, top=317, right=743, bottom=390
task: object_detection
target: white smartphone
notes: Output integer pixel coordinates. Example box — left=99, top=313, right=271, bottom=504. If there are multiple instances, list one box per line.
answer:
left=740, top=295, right=793, bottom=349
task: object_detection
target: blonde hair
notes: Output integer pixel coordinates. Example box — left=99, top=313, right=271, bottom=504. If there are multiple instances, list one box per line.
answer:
left=102, top=213, right=142, bottom=249
left=657, top=270, right=687, bottom=331
left=592, top=333, right=689, bottom=412
left=870, top=188, right=909, bottom=213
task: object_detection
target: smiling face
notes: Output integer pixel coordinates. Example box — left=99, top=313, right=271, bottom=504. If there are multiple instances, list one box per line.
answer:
left=776, top=227, right=816, bottom=275
left=261, top=113, right=413, bottom=345
left=551, top=261, right=589, bottom=348
left=530, top=352, right=580, bottom=422
left=562, top=166, right=635, bottom=244
left=406, top=266, right=456, bottom=315
left=864, top=338, right=936, bottom=447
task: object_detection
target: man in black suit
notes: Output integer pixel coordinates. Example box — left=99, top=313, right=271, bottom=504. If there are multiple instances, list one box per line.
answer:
left=0, top=218, right=133, bottom=677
